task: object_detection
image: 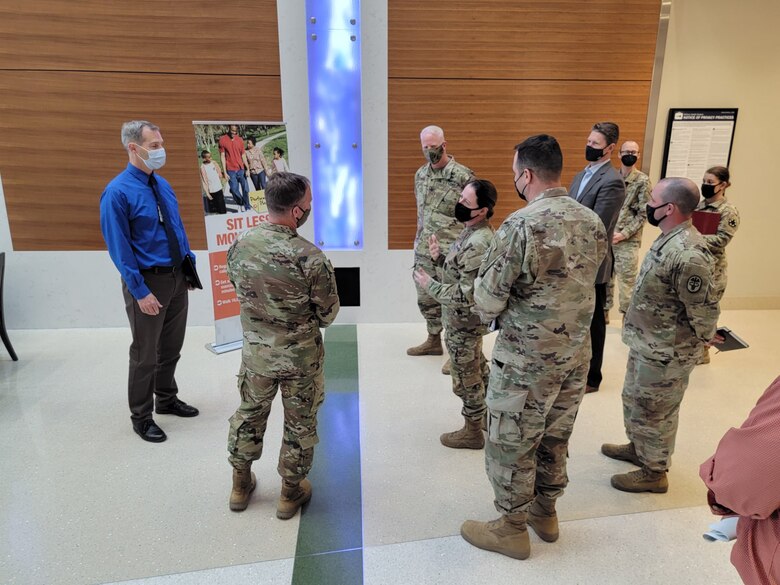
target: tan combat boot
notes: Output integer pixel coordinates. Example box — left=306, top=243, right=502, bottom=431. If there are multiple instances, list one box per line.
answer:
left=527, top=495, right=558, bottom=542
left=277, top=478, right=312, bottom=519
left=440, top=417, right=484, bottom=449
left=461, top=513, right=530, bottom=560
left=611, top=467, right=668, bottom=493
left=441, top=358, right=451, bottom=375
left=406, top=334, right=443, bottom=356
left=601, top=442, right=642, bottom=466
left=229, top=468, right=257, bottom=512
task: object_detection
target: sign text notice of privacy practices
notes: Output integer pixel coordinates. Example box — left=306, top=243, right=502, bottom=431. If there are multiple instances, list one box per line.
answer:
left=661, top=108, right=738, bottom=182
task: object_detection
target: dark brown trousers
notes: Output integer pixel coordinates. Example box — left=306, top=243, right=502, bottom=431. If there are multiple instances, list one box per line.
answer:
left=122, top=270, right=189, bottom=423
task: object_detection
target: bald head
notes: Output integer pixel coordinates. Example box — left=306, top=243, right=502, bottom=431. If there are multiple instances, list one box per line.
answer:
left=620, top=140, right=639, bottom=153
left=657, top=177, right=700, bottom=215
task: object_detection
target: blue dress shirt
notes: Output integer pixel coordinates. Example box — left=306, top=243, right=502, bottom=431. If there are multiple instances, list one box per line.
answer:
left=100, top=163, right=195, bottom=300
left=576, top=159, right=610, bottom=200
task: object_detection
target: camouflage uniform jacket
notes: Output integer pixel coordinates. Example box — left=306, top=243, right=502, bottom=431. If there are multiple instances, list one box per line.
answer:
left=414, top=156, right=473, bottom=257
left=623, top=220, right=719, bottom=364
left=696, top=196, right=740, bottom=269
left=427, top=220, right=494, bottom=333
left=473, top=187, right=607, bottom=370
left=226, top=222, right=340, bottom=376
left=616, top=168, right=651, bottom=242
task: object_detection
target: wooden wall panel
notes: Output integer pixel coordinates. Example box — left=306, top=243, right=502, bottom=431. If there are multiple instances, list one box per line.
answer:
left=389, top=0, right=660, bottom=81
left=388, top=0, right=662, bottom=249
left=0, top=71, right=282, bottom=251
left=0, top=1, right=279, bottom=75
left=0, top=1, right=281, bottom=251
left=388, top=79, right=652, bottom=249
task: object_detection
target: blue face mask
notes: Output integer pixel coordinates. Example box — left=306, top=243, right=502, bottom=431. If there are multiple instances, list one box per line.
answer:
left=136, top=145, right=167, bottom=171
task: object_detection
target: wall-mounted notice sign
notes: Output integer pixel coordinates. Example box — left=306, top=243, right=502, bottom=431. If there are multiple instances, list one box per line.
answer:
left=661, top=108, right=738, bottom=181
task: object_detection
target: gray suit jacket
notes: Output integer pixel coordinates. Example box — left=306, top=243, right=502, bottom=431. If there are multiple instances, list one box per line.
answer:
left=569, top=162, right=626, bottom=284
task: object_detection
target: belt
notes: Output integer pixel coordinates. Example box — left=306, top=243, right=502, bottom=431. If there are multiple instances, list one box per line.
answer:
left=142, top=265, right=177, bottom=274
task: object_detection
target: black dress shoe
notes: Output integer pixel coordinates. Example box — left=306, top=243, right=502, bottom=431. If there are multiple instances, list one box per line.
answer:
left=156, top=398, right=199, bottom=417
left=133, top=419, right=167, bottom=443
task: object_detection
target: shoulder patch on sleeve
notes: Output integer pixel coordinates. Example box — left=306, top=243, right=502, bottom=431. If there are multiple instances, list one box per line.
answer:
left=687, top=274, right=703, bottom=294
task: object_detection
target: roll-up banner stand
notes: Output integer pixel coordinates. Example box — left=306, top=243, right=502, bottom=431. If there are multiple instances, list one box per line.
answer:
left=192, top=121, right=288, bottom=354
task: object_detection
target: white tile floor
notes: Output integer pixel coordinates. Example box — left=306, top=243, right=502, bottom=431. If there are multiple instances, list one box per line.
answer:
left=2, top=310, right=772, bottom=585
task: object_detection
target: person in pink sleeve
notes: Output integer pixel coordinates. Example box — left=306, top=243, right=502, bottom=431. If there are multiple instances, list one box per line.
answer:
left=700, top=374, right=780, bottom=585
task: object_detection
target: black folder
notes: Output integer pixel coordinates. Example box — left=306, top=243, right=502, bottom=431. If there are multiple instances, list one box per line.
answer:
left=715, top=327, right=749, bottom=352
left=182, top=254, right=203, bottom=290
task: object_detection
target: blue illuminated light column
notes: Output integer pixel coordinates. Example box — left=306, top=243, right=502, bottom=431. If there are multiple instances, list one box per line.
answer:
left=306, top=0, right=364, bottom=250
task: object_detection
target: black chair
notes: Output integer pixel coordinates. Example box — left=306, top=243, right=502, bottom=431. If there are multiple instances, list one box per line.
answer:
left=0, top=252, right=18, bottom=361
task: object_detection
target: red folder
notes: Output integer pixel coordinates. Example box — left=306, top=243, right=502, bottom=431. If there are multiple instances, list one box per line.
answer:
left=692, top=210, right=720, bottom=235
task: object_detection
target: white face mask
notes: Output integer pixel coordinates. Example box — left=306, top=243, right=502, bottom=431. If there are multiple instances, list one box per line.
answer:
left=135, top=144, right=167, bottom=171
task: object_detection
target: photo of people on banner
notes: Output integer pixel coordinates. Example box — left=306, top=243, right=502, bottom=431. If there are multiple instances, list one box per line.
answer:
left=194, top=123, right=289, bottom=216
left=192, top=121, right=288, bottom=352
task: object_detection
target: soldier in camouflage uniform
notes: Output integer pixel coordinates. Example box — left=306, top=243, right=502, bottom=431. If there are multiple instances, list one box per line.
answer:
left=460, top=135, right=607, bottom=561
left=408, top=125, right=473, bottom=358
left=602, top=177, right=719, bottom=493
left=606, top=141, right=651, bottom=316
left=413, top=179, right=497, bottom=450
left=225, top=172, right=340, bottom=516
left=696, top=165, right=739, bottom=364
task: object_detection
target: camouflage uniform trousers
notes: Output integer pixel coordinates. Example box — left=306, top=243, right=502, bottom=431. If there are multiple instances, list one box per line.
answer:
left=444, top=327, right=489, bottom=420
left=606, top=239, right=641, bottom=313
left=485, top=356, right=589, bottom=515
left=413, top=252, right=443, bottom=335
left=621, top=349, right=695, bottom=473
left=228, top=362, right=324, bottom=483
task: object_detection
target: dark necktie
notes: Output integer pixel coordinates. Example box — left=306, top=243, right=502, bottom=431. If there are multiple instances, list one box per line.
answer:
left=148, top=174, right=183, bottom=267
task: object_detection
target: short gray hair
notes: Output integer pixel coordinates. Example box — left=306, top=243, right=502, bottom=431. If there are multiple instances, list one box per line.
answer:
left=420, top=125, right=445, bottom=141
left=121, top=120, right=159, bottom=149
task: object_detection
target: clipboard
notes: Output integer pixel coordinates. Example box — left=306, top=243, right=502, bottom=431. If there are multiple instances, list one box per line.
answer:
left=715, top=326, right=749, bottom=352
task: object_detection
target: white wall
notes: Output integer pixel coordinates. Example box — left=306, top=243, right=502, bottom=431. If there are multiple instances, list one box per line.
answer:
left=276, top=0, right=418, bottom=326
left=3, top=0, right=778, bottom=330
left=645, top=0, right=780, bottom=308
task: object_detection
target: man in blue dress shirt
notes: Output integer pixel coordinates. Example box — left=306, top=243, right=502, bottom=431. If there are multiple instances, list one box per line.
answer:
left=100, top=120, right=200, bottom=443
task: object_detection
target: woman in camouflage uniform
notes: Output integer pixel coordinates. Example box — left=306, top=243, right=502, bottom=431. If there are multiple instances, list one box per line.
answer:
left=697, top=166, right=739, bottom=364
left=414, top=179, right=497, bottom=449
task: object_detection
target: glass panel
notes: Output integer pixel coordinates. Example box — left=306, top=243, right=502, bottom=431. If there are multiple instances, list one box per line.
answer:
left=306, top=0, right=363, bottom=250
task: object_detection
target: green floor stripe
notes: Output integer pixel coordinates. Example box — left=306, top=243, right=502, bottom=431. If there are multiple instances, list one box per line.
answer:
left=292, top=325, right=362, bottom=585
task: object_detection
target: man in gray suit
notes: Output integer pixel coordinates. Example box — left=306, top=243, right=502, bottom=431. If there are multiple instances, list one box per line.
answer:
left=569, top=122, right=626, bottom=393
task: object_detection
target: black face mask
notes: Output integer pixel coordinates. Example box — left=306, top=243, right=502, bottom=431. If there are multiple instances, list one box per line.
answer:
left=514, top=175, right=527, bottom=202
left=701, top=183, right=719, bottom=198
left=585, top=145, right=605, bottom=162
left=295, top=206, right=311, bottom=228
left=621, top=154, right=638, bottom=167
left=455, top=202, right=479, bottom=223
left=646, top=202, right=668, bottom=227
